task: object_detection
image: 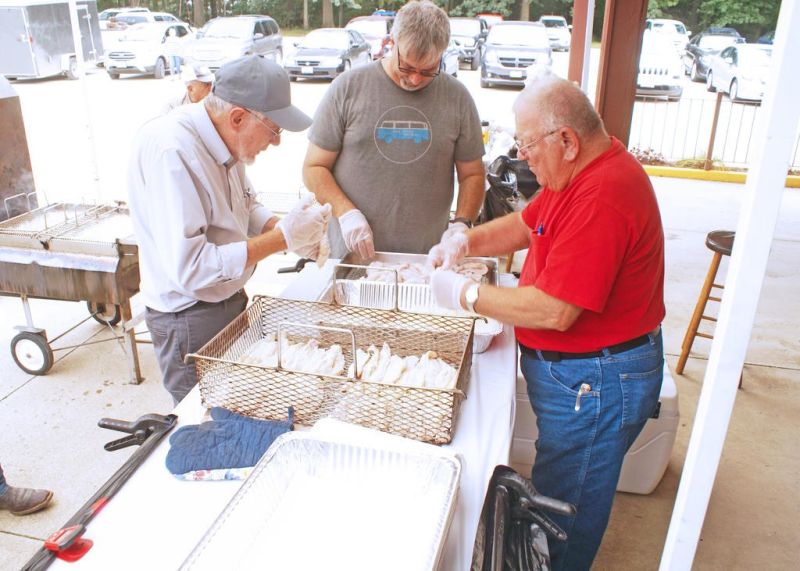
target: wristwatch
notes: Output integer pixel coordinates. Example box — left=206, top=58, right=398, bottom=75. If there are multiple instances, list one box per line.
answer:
left=464, top=283, right=481, bottom=313
left=450, top=217, right=474, bottom=229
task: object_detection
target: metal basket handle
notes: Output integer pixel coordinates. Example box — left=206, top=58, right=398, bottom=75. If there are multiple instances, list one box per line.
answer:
left=331, top=262, right=400, bottom=311
left=2, top=192, right=39, bottom=219
left=276, top=321, right=360, bottom=376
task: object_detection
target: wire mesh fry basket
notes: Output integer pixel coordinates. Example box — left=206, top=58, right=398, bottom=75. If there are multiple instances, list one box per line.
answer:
left=186, top=295, right=475, bottom=444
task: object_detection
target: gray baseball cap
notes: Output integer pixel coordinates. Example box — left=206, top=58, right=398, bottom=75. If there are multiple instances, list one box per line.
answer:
left=213, top=55, right=311, bottom=132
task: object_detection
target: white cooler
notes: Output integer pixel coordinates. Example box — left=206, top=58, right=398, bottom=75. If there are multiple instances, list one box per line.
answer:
left=509, top=364, right=679, bottom=495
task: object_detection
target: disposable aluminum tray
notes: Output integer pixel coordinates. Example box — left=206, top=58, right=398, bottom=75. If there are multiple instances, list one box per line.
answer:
left=181, top=431, right=461, bottom=571
left=187, top=295, right=475, bottom=444
left=318, top=252, right=503, bottom=353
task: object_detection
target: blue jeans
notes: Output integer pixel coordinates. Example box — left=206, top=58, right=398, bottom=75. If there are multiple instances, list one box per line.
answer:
left=520, top=330, right=664, bottom=571
left=0, top=464, right=7, bottom=495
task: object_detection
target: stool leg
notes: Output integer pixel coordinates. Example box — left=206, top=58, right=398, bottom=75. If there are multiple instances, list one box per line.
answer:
left=505, top=251, right=515, bottom=273
left=676, top=251, right=722, bottom=374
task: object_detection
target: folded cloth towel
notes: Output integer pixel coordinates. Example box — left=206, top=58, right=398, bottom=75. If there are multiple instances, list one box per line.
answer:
left=166, top=407, right=293, bottom=475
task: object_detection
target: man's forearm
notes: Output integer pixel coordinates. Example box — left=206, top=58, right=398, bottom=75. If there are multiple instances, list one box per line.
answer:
left=471, top=283, right=582, bottom=332
left=468, top=212, right=530, bottom=257
left=303, top=165, right=355, bottom=218
left=245, top=229, right=288, bottom=267
left=454, top=172, right=485, bottom=222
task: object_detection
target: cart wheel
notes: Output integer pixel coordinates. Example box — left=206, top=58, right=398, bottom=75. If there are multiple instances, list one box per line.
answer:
left=87, top=302, right=122, bottom=326
left=11, top=332, right=54, bottom=376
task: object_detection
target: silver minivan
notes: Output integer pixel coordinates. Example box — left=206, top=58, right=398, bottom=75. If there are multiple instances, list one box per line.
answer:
left=184, top=15, right=283, bottom=70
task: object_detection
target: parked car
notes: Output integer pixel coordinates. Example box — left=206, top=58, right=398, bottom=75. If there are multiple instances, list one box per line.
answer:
left=284, top=28, right=371, bottom=81
left=636, top=31, right=683, bottom=101
left=706, top=43, right=772, bottom=102
left=538, top=15, right=571, bottom=51
left=757, top=30, right=774, bottom=44
left=645, top=18, right=691, bottom=52
left=448, top=17, right=487, bottom=70
left=440, top=39, right=460, bottom=77
left=345, top=15, right=393, bottom=60
left=184, top=15, right=283, bottom=70
left=106, top=11, right=180, bottom=31
left=480, top=21, right=551, bottom=88
left=683, top=29, right=744, bottom=82
left=477, top=13, right=504, bottom=29
left=105, top=22, right=194, bottom=79
left=98, top=7, right=149, bottom=31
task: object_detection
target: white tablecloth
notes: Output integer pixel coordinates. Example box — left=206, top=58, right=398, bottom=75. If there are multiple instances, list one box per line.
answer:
left=51, top=266, right=518, bottom=570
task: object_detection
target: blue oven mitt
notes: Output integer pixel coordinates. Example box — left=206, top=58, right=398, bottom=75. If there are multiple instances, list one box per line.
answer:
left=165, top=407, right=294, bottom=475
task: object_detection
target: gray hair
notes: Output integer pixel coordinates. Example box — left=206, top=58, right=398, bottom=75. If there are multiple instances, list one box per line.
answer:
left=391, top=1, right=450, bottom=58
left=204, top=92, right=236, bottom=116
left=513, top=69, right=603, bottom=138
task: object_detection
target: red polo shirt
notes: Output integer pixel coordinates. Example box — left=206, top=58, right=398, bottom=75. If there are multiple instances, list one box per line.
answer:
left=516, top=137, right=665, bottom=352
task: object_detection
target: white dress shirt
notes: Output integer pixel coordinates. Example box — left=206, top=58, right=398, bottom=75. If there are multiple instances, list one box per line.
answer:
left=128, top=102, right=274, bottom=313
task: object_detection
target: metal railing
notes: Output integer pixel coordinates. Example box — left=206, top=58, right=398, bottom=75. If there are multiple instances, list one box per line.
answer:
left=629, top=95, right=800, bottom=171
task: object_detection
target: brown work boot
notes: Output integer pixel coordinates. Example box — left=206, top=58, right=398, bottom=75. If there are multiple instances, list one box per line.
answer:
left=0, top=486, right=54, bottom=516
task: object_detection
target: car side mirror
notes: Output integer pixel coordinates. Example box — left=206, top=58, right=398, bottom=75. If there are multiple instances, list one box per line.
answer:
left=254, top=32, right=264, bottom=40
left=568, top=25, right=573, bottom=31
left=686, top=30, right=691, bottom=36
left=293, top=41, right=299, bottom=47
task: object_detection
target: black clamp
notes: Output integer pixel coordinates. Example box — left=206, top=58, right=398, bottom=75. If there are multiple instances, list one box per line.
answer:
left=99, top=413, right=178, bottom=451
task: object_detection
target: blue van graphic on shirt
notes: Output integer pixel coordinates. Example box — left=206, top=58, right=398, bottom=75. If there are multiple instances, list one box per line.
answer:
left=376, top=120, right=430, bottom=144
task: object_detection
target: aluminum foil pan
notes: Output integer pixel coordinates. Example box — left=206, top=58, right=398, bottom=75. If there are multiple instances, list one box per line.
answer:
left=181, top=430, right=461, bottom=571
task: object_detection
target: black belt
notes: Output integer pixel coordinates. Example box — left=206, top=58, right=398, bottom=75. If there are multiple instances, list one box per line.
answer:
left=520, top=327, right=659, bottom=362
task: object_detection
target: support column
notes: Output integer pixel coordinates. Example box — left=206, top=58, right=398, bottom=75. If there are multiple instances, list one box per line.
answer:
left=594, top=0, right=648, bottom=145
left=567, top=0, right=590, bottom=89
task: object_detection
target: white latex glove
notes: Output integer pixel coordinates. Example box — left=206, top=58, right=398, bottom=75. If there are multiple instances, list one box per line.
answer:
left=442, top=220, right=469, bottom=241
left=338, top=209, right=375, bottom=260
left=277, top=195, right=332, bottom=255
left=430, top=269, right=471, bottom=311
left=426, top=231, right=469, bottom=271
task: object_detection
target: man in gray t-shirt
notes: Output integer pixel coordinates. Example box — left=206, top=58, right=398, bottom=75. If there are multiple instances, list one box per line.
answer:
left=304, top=0, right=485, bottom=259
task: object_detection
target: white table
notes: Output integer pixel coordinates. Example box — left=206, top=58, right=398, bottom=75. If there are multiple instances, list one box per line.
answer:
left=51, top=265, right=518, bottom=570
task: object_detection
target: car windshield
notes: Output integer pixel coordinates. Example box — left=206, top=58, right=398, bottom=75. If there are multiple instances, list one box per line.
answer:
left=203, top=19, right=252, bottom=39
left=300, top=30, right=348, bottom=50
left=121, top=24, right=165, bottom=41
left=450, top=19, right=480, bottom=35
left=487, top=25, right=548, bottom=47
left=117, top=14, right=147, bottom=25
left=738, top=47, right=772, bottom=66
left=698, top=36, right=737, bottom=50
left=653, top=21, right=686, bottom=35
left=346, top=20, right=386, bottom=38
left=541, top=18, right=566, bottom=29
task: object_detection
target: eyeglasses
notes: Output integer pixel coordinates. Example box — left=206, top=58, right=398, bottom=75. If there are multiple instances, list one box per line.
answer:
left=514, top=129, right=559, bottom=156
left=244, top=108, right=283, bottom=138
left=396, top=49, right=441, bottom=78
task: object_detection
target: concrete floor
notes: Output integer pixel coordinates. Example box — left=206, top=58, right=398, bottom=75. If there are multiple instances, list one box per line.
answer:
left=1, top=177, right=798, bottom=570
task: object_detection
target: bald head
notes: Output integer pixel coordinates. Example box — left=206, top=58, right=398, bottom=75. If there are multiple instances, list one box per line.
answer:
left=513, top=71, right=605, bottom=140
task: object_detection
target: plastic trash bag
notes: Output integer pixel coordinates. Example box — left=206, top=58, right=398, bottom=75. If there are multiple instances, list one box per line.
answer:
left=478, top=155, right=540, bottom=225
left=471, top=465, right=576, bottom=571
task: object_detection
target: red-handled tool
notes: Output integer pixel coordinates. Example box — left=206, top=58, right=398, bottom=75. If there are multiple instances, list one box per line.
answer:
left=22, top=413, right=177, bottom=570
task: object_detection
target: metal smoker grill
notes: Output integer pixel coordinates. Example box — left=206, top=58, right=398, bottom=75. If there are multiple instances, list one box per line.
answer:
left=188, top=295, right=476, bottom=445
left=0, top=200, right=143, bottom=382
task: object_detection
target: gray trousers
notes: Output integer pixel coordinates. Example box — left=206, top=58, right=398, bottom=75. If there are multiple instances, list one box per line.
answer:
left=145, top=291, right=248, bottom=404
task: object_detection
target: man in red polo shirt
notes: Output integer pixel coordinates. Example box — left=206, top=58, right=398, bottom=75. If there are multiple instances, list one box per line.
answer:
left=428, top=72, right=665, bottom=570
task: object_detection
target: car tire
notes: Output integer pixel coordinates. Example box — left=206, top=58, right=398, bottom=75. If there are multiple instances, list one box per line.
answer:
left=108, top=71, right=120, bottom=80
left=706, top=71, right=716, bottom=92
left=690, top=61, right=701, bottom=82
left=154, top=57, right=166, bottom=79
left=729, top=79, right=739, bottom=102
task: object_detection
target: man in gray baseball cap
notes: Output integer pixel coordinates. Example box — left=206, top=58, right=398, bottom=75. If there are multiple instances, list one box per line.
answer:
left=128, top=54, right=328, bottom=404
left=214, top=54, right=312, bottom=132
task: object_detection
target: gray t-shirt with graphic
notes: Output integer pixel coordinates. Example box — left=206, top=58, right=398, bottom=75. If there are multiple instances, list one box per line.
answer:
left=309, top=61, right=484, bottom=257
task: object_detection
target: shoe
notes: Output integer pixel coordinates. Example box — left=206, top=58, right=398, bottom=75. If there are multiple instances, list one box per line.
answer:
left=0, top=486, right=54, bottom=516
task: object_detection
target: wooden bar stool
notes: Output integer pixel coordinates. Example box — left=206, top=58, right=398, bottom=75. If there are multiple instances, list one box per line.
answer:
left=676, top=230, right=738, bottom=381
